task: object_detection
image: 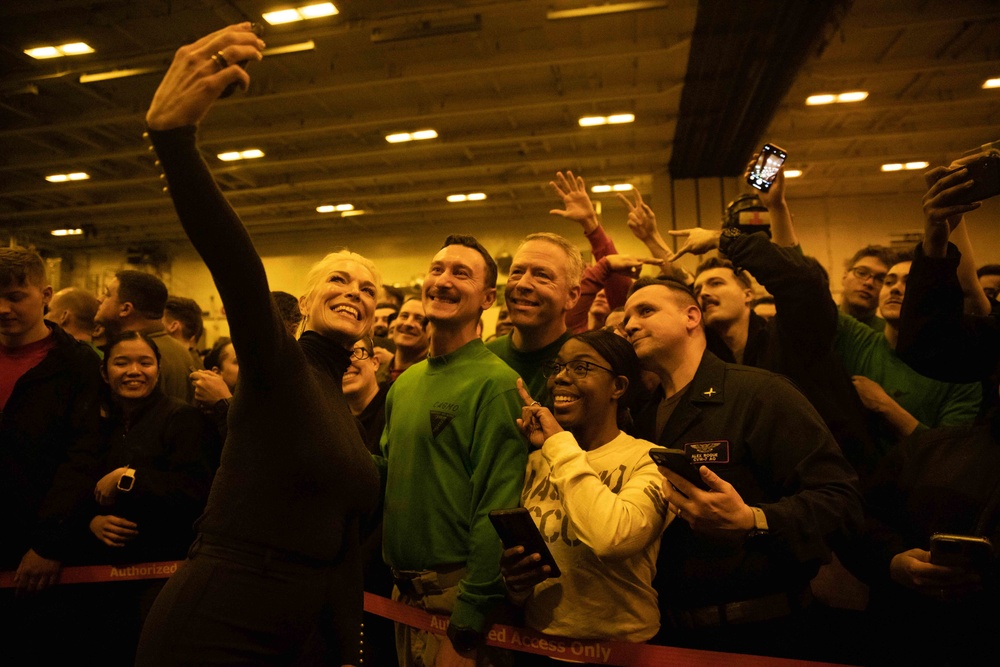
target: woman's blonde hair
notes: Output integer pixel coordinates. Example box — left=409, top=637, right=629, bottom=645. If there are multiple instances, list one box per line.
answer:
left=299, top=250, right=382, bottom=334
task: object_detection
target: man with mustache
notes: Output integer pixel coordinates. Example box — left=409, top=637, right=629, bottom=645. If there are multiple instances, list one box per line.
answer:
left=378, top=235, right=526, bottom=666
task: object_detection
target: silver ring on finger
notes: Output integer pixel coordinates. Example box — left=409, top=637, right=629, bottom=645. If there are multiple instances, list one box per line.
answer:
left=530, top=401, right=541, bottom=407
left=210, top=51, right=230, bottom=70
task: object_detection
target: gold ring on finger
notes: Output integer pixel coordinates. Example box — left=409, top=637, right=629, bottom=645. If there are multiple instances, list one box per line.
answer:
left=211, top=51, right=229, bottom=70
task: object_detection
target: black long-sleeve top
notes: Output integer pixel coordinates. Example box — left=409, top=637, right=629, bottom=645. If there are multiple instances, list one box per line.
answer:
left=148, top=127, right=380, bottom=561
left=715, top=231, right=880, bottom=477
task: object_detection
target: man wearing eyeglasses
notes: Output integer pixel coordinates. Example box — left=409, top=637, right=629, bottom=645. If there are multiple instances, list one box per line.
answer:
left=839, top=246, right=897, bottom=331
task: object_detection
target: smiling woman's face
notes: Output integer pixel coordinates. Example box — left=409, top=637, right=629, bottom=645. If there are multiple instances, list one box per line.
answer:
left=546, top=338, right=622, bottom=431
left=301, top=258, right=378, bottom=345
left=105, top=338, right=159, bottom=402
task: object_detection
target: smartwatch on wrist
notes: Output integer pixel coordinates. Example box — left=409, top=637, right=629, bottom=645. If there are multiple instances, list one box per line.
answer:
left=117, top=468, right=135, bottom=492
left=746, top=506, right=769, bottom=539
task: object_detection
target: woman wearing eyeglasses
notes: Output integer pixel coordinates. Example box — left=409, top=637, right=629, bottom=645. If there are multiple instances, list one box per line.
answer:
left=502, top=329, right=671, bottom=658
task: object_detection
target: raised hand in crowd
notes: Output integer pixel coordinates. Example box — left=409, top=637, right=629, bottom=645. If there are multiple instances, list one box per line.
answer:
left=190, top=369, right=232, bottom=407
left=89, top=515, right=139, bottom=548
left=146, top=23, right=265, bottom=131
left=921, top=162, right=991, bottom=316
left=549, top=170, right=600, bottom=234
left=851, top=375, right=919, bottom=439
left=743, top=154, right=797, bottom=247
left=618, top=189, right=674, bottom=266
left=668, top=227, right=720, bottom=260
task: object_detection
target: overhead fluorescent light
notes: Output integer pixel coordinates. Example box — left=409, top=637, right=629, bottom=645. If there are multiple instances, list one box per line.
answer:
left=881, top=162, right=926, bottom=172
left=264, top=40, right=316, bottom=56
left=341, top=209, right=366, bottom=217
left=548, top=1, right=669, bottom=20
left=217, top=149, right=265, bottom=161
left=591, top=183, right=632, bottom=193
left=318, top=203, right=354, bottom=213
left=46, top=172, right=90, bottom=182
left=447, top=193, right=487, bottom=203
left=806, top=91, right=868, bottom=106
left=50, top=228, right=84, bottom=237
left=263, top=3, right=338, bottom=25
left=784, top=169, right=803, bottom=178
left=79, top=67, right=159, bottom=83
left=25, top=42, right=95, bottom=59
left=385, top=129, right=438, bottom=143
left=579, top=114, right=634, bottom=127
left=607, top=113, right=635, bottom=124
left=984, top=78, right=1000, bottom=89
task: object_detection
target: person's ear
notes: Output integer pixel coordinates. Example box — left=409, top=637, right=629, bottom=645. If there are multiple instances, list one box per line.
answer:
left=481, top=287, right=497, bottom=311
left=119, top=301, right=134, bottom=318
left=564, top=284, right=582, bottom=312
left=100, top=364, right=109, bottom=384
left=370, top=353, right=381, bottom=371
left=165, top=319, right=182, bottom=335
left=611, top=375, right=629, bottom=401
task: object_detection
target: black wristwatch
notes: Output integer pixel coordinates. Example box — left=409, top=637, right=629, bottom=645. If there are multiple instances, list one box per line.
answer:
left=447, top=623, right=481, bottom=657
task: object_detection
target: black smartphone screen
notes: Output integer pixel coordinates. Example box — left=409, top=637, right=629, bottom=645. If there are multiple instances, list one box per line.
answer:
left=488, top=507, right=561, bottom=578
left=747, top=143, right=788, bottom=193
left=648, top=447, right=710, bottom=491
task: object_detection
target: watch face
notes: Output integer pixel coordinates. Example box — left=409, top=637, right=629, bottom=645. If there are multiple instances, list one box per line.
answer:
left=117, top=474, right=135, bottom=492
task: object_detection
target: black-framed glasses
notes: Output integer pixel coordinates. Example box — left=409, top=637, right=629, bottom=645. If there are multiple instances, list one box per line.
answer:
left=350, top=347, right=371, bottom=361
left=848, top=266, right=887, bottom=285
left=542, top=359, right=615, bottom=379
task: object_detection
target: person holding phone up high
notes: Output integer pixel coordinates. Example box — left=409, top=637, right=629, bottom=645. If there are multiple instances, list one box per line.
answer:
left=501, top=329, right=670, bottom=662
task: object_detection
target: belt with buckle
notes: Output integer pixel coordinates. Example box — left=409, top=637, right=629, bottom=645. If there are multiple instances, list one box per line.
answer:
left=667, top=588, right=812, bottom=630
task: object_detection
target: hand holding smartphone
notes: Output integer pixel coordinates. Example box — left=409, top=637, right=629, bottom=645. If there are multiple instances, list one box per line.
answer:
left=219, top=22, right=265, bottom=99
left=489, top=507, right=561, bottom=578
left=747, top=143, right=788, bottom=193
left=648, top=447, right=710, bottom=491
left=929, top=533, right=994, bottom=570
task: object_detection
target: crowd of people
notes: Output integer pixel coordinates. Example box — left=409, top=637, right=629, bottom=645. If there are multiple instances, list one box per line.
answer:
left=3, top=21, right=999, bottom=667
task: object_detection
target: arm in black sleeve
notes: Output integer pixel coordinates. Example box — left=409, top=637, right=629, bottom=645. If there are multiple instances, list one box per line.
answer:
left=147, top=127, right=291, bottom=384
left=898, top=242, right=1000, bottom=383
left=722, top=231, right=838, bottom=358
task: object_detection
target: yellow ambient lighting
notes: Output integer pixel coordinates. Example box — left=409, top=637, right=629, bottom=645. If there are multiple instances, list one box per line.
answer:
left=591, top=184, right=633, bottom=193
left=578, top=116, right=607, bottom=127
left=806, top=91, right=868, bottom=106
left=784, top=169, right=803, bottom=178
left=611, top=183, right=634, bottom=191
left=217, top=149, right=265, bottom=161
left=905, top=161, right=929, bottom=170
left=264, top=41, right=316, bottom=56
left=46, top=172, right=90, bottom=183
left=579, top=114, right=635, bottom=127
left=25, top=42, right=95, bottom=59
left=591, top=185, right=612, bottom=193
left=984, top=78, right=1000, bottom=89
left=385, top=129, right=438, bottom=143
left=50, top=228, right=84, bottom=237
left=881, top=163, right=904, bottom=172
left=263, top=3, right=338, bottom=25
left=341, top=209, right=365, bottom=217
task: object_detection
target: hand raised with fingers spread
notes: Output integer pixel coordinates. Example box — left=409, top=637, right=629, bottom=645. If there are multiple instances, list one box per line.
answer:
left=147, top=23, right=265, bottom=131
left=549, top=171, right=599, bottom=234
left=668, top=227, right=721, bottom=260
left=618, top=189, right=659, bottom=242
left=515, top=378, right=562, bottom=448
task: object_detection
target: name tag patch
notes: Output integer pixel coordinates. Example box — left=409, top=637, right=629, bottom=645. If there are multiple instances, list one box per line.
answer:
left=683, top=440, right=730, bottom=465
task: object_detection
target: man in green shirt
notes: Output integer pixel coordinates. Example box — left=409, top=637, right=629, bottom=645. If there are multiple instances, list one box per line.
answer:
left=380, top=235, right=526, bottom=666
left=487, top=232, right=582, bottom=404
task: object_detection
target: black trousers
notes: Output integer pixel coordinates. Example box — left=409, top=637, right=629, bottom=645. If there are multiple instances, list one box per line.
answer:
left=136, top=536, right=362, bottom=666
